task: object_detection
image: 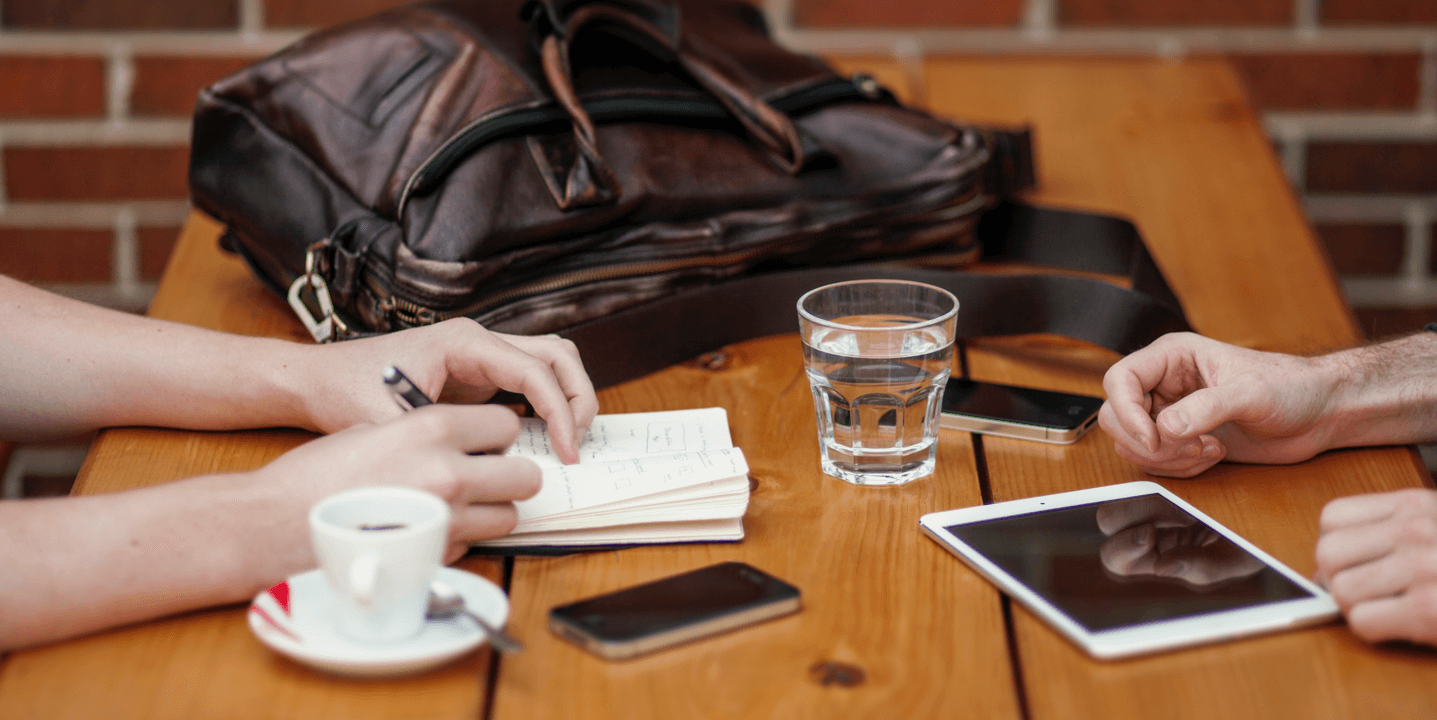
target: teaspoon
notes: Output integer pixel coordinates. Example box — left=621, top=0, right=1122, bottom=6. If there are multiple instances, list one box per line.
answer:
left=426, top=580, right=524, bottom=653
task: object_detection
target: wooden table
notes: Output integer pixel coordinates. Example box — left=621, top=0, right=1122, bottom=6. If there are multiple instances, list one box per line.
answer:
left=4, top=57, right=1436, bottom=719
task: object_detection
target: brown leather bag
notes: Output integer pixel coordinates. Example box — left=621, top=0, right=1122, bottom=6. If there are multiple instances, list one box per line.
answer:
left=189, top=0, right=1188, bottom=388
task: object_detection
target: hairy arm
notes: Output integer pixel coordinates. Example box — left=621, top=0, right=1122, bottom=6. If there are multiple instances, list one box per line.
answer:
left=1099, top=331, right=1437, bottom=477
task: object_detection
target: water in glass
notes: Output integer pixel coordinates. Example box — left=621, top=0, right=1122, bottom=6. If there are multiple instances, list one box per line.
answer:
left=803, top=314, right=953, bottom=485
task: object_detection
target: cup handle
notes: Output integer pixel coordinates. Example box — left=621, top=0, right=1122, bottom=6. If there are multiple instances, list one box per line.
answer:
left=349, top=553, right=380, bottom=606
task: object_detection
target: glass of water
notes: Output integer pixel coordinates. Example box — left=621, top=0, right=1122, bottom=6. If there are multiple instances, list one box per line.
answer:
left=798, top=280, right=958, bottom=485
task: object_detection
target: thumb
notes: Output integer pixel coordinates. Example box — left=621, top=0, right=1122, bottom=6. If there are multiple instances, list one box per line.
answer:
left=1155, top=384, right=1253, bottom=440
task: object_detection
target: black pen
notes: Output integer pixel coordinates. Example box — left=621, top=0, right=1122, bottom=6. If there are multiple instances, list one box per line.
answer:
left=383, top=366, right=434, bottom=411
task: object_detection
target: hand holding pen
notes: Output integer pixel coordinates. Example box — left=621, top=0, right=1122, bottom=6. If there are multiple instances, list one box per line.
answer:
left=383, top=366, right=436, bottom=411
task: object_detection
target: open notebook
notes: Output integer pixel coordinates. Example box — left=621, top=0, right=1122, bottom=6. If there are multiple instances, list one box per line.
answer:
left=473, top=407, right=750, bottom=549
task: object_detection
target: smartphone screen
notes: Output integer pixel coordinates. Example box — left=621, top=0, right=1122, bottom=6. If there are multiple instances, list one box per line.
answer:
left=549, top=562, right=801, bottom=659
left=940, top=379, right=1104, bottom=442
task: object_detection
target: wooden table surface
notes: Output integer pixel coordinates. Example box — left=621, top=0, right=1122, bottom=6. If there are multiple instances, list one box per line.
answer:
left=3, top=57, right=1436, bottom=719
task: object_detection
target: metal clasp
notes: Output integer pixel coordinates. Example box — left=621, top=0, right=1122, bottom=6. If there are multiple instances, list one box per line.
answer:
left=286, top=240, right=347, bottom=343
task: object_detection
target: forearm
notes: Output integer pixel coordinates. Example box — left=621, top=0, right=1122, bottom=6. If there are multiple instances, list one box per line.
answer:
left=0, top=474, right=309, bottom=651
left=1319, top=331, right=1437, bottom=449
left=0, top=276, right=313, bottom=439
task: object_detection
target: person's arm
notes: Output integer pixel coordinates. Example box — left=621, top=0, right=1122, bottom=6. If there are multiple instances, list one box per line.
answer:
left=0, top=275, right=598, bottom=461
left=0, top=405, right=537, bottom=651
left=1098, top=331, right=1437, bottom=478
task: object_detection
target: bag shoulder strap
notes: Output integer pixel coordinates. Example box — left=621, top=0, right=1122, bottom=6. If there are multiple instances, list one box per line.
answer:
left=560, top=202, right=1190, bottom=389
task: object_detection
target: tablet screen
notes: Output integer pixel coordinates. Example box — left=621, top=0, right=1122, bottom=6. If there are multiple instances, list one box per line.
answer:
left=945, top=493, right=1314, bottom=632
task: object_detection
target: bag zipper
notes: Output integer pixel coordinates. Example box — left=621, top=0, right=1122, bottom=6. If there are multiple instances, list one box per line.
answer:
left=370, top=244, right=780, bottom=326
left=371, top=186, right=988, bottom=328
left=396, top=76, right=885, bottom=217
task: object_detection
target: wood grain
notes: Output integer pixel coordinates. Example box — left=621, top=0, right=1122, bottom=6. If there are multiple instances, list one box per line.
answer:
left=0, top=215, right=504, bottom=719
left=491, top=336, right=1020, bottom=720
left=923, top=57, right=1437, bottom=718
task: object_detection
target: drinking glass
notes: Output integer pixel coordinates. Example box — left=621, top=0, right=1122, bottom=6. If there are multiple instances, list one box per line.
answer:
left=798, top=280, right=958, bottom=485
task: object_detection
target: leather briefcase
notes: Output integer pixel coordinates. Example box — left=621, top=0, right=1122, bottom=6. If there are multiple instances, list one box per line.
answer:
left=189, top=0, right=1189, bottom=388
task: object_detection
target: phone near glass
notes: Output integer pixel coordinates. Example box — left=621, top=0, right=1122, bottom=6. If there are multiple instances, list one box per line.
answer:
left=549, top=561, right=801, bottom=661
left=940, top=378, right=1104, bottom=444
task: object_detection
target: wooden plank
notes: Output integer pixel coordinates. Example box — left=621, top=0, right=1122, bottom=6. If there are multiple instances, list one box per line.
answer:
left=923, top=57, right=1437, bottom=718
left=0, top=215, right=504, bottom=720
left=491, top=338, right=1020, bottom=719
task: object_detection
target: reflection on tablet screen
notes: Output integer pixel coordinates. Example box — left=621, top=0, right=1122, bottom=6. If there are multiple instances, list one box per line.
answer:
left=945, top=493, right=1313, bottom=632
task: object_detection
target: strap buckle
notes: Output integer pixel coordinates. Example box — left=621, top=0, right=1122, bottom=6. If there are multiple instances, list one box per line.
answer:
left=286, top=240, right=349, bottom=343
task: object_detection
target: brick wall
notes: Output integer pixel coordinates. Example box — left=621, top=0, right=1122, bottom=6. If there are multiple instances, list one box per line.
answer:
left=0, top=0, right=1434, bottom=326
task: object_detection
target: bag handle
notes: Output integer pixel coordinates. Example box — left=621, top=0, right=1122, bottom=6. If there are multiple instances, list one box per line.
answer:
left=525, top=0, right=809, bottom=208
left=556, top=202, right=1192, bottom=389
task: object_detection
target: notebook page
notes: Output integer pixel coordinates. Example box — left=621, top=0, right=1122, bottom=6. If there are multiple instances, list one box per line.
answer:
left=514, top=447, right=748, bottom=523
left=507, top=408, right=732, bottom=468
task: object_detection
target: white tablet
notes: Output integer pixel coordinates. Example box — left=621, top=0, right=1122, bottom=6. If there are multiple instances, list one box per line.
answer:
left=920, top=481, right=1339, bottom=660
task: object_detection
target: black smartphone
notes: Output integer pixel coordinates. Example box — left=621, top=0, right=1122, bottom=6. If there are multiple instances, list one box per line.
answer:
left=548, top=562, right=801, bottom=661
left=940, top=378, right=1104, bottom=444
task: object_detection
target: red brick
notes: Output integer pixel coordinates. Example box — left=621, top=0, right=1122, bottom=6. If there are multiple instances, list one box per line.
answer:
left=1354, top=308, right=1437, bottom=341
left=2, top=0, right=237, bottom=30
left=792, top=0, right=1024, bottom=27
left=139, top=227, right=183, bottom=280
left=0, top=57, right=107, bottom=118
left=0, top=228, right=113, bottom=282
left=1306, top=143, right=1437, bottom=194
left=1224, top=53, right=1420, bottom=111
left=132, top=56, right=264, bottom=117
left=263, top=0, right=413, bottom=28
left=1313, top=224, right=1406, bottom=275
left=1323, top=0, right=1437, bottom=24
left=4, top=147, right=191, bottom=201
left=1058, top=0, right=1290, bottom=26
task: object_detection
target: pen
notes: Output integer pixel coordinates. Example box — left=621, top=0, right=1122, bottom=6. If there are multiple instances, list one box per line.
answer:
left=383, top=366, right=434, bottom=411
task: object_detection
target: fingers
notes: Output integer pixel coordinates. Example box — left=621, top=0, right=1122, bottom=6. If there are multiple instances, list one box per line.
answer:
left=1153, top=383, right=1263, bottom=443
left=1108, top=430, right=1225, bottom=478
left=449, top=502, right=521, bottom=545
left=496, top=331, right=599, bottom=455
left=1096, top=494, right=1197, bottom=535
left=1101, top=366, right=1162, bottom=455
left=445, top=325, right=594, bottom=464
left=1320, top=490, right=1418, bottom=533
left=1100, top=524, right=1158, bottom=576
left=1152, top=540, right=1264, bottom=586
left=1315, top=517, right=1407, bottom=579
left=1326, top=548, right=1436, bottom=611
left=1345, top=585, right=1437, bottom=646
left=401, top=404, right=521, bottom=456
left=443, top=455, right=542, bottom=505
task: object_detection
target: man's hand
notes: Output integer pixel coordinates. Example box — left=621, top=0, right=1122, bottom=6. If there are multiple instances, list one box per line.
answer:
left=1316, top=489, right=1437, bottom=646
left=1098, top=332, right=1342, bottom=478
left=294, top=319, right=598, bottom=463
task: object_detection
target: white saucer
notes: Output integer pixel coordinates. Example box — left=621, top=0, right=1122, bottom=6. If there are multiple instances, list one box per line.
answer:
left=248, top=566, right=509, bottom=678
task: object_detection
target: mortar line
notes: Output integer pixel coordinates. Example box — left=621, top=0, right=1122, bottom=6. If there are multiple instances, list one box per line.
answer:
left=1403, top=202, right=1434, bottom=294
left=239, top=0, right=265, bottom=38
left=1023, top=0, right=1056, bottom=41
left=1419, top=36, right=1437, bottom=120
left=113, top=206, right=141, bottom=300
left=106, top=42, right=135, bottom=124
left=1293, top=0, right=1319, bottom=39
left=0, top=132, right=8, bottom=213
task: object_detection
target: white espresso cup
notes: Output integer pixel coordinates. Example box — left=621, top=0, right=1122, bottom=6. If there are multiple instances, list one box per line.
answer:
left=309, top=486, right=450, bottom=645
